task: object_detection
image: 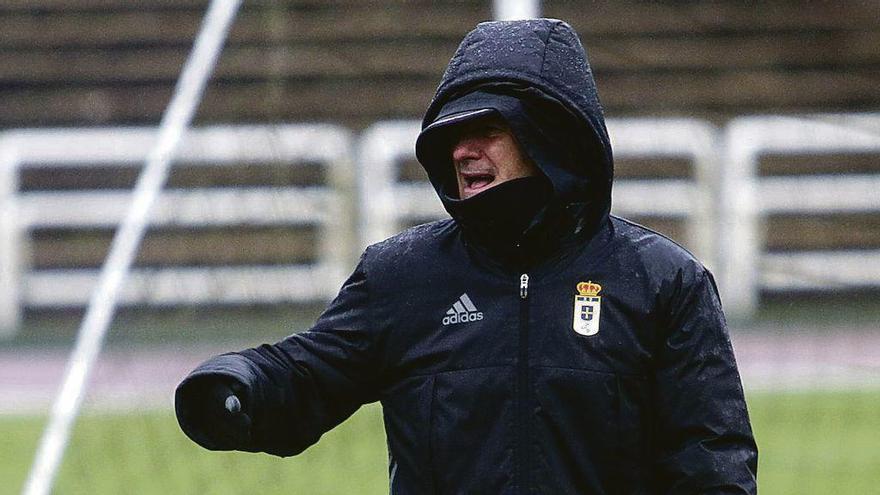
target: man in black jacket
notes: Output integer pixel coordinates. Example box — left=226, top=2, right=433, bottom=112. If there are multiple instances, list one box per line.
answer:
left=176, top=19, right=758, bottom=494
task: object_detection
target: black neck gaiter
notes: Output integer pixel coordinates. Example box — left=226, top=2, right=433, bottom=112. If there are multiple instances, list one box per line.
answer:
left=443, top=176, right=553, bottom=253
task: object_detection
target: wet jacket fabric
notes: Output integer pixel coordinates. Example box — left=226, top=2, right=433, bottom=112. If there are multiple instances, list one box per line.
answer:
left=176, top=19, right=758, bottom=494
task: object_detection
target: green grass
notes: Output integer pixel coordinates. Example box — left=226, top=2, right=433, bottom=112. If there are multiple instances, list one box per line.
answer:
left=746, top=389, right=880, bottom=494
left=1, top=404, right=388, bottom=495
left=2, top=391, right=879, bottom=494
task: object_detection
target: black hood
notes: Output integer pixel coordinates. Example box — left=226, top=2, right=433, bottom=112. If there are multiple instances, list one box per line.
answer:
left=416, top=19, right=614, bottom=241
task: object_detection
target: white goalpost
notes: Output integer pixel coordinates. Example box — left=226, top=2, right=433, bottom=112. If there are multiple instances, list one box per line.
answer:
left=22, top=1, right=242, bottom=494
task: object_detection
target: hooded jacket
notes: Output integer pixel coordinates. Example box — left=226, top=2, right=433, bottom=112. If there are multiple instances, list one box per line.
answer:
left=176, top=19, right=758, bottom=494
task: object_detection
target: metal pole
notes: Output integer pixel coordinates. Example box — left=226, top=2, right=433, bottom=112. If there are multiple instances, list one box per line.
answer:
left=22, top=1, right=241, bottom=493
left=493, top=0, right=541, bottom=20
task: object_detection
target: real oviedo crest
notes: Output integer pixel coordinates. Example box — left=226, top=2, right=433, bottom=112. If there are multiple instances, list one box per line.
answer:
left=573, top=281, right=602, bottom=336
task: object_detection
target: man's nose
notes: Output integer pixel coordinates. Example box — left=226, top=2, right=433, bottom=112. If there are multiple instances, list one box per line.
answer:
left=451, top=136, right=483, bottom=162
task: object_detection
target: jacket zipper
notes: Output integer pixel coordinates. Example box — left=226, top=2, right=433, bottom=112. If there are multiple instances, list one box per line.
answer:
left=516, top=273, right=530, bottom=493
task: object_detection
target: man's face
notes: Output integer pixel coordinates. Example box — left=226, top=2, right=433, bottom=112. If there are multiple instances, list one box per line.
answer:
left=450, top=115, right=540, bottom=199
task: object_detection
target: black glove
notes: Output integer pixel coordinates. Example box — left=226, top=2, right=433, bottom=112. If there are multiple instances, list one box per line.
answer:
left=175, top=375, right=253, bottom=451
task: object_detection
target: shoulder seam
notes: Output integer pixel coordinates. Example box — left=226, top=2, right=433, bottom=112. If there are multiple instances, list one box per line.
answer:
left=611, top=214, right=702, bottom=262
left=365, top=219, right=443, bottom=247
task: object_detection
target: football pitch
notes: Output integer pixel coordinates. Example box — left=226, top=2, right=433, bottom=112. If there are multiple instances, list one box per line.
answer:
left=2, top=390, right=879, bottom=494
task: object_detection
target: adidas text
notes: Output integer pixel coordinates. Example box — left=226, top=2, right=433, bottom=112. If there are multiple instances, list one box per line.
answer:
left=443, top=293, right=483, bottom=326
left=443, top=312, right=483, bottom=325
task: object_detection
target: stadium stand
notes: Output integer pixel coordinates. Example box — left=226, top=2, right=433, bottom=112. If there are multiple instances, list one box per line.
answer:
left=0, top=1, right=877, bottom=126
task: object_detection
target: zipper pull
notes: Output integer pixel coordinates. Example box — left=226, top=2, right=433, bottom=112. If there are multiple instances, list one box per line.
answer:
left=519, top=273, right=529, bottom=299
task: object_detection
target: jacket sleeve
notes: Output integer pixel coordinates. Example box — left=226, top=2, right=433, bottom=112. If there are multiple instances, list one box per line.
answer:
left=653, top=267, right=758, bottom=494
left=177, top=251, right=386, bottom=457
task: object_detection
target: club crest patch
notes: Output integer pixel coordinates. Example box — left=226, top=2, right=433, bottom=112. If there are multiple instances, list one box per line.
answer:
left=573, top=281, right=602, bottom=336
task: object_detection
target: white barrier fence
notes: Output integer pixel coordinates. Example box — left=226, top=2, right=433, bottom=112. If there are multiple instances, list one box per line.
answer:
left=1, top=115, right=879, bottom=335
left=718, top=114, right=880, bottom=319
left=0, top=125, right=355, bottom=336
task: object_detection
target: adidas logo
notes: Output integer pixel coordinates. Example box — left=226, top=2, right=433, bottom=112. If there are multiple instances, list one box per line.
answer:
left=442, top=293, right=484, bottom=325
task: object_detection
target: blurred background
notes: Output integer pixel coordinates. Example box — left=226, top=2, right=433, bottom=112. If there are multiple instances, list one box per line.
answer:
left=1, top=1, right=878, bottom=493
